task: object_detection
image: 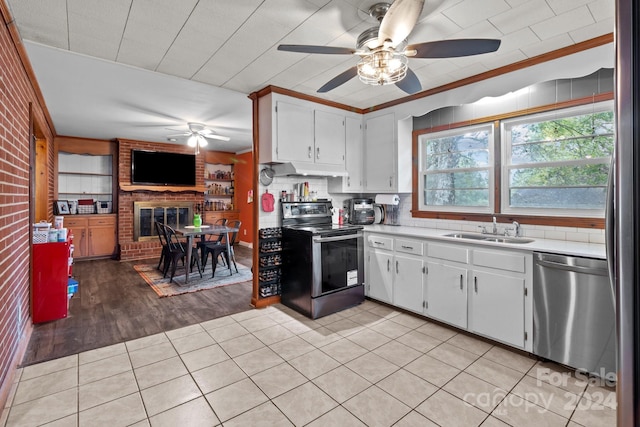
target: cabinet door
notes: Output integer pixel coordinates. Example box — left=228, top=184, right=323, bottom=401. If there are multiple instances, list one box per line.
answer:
left=470, top=270, right=525, bottom=348
left=276, top=101, right=314, bottom=163
left=89, top=226, right=116, bottom=257
left=426, top=262, right=468, bottom=329
left=367, top=250, right=394, bottom=303
left=364, top=113, right=395, bottom=192
left=393, top=254, right=424, bottom=313
left=345, top=116, right=363, bottom=191
left=65, top=217, right=88, bottom=257
left=314, top=110, right=345, bottom=165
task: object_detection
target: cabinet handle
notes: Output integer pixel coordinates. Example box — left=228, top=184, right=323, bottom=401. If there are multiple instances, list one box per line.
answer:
left=395, top=260, right=399, bottom=274
left=389, top=176, right=393, bottom=187
left=316, top=147, right=320, bottom=159
left=308, top=146, right=312, bottom=158
left=387, top=259, right=390, bottom=272
left=460, top=274, right=463, bottom=290
left=474, top=276, right=478, bottom=293
left=347, top=177, right=351, bottom=187
left=401, top=245, right=413, bottom=250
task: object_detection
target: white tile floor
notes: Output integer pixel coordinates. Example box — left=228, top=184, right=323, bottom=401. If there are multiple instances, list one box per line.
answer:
left=1, top=300, right=616, bottom=427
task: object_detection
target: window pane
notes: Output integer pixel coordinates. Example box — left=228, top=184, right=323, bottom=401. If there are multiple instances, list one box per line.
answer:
left=511, top=136, right=613, bottom=164
left=504, top=105, right=613, bottom=214
left=425, top=131, right=490, bottom=170
left=509, top=164, right=609, bottom=187
left=510, top=187, right=606, bottom=209
left=510, top=112, right=614, bottom=145
left=425, top=189, right=489, bottom=206
left=424, top=171, right=489, bottom=206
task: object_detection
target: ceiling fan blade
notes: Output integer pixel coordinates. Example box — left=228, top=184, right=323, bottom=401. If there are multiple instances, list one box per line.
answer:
left=395, top=67, right=421, bottom=94
left=317, top=66, right=358, bottom=93
left=201, top=133, right=230, bottom=141
left=407, top=38, right=501, bottom=58
left=278, top=44, right=355, bottom=55
left=166, top=132, right=191, bottom=138
left=378, top=0, right=425, bottom=47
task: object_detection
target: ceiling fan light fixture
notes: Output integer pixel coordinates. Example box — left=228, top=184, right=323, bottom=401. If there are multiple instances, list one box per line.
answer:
left=187, top=134, right=198, bottom=147
left=357, top=50, right=408, bottom=86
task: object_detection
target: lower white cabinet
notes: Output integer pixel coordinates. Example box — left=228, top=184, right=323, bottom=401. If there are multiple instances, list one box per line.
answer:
left=367, top=249, right=394, bottom=303
left=393, top=253, right=425, bottom=313
left=364, top=231, right=533, bottom=352
left=426, top=261, right=468, bottom=329
left=469, top=270, right=525, bottom=348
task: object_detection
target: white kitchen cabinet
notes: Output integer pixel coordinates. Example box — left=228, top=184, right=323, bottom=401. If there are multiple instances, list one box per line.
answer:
left=275, top=101, right=314, bottom=163
left=363, top=230, right=533, bottom=352
left=468, top=248, right=531, bottom=349
left=425, top=261, right=468, bottom=329
left=329, top=116, right=363, bottom=192
left=366, top=235, right=425, bottom=309
left=393, top=253, right=425, bottom=313
left=367, top=248, right=394, bottom=303
left=314, top=110, right=345, bottom=166
left=258, top=92, right=347, bottom=170
left=364, top=113, right=396, bottom=192
left=469, top=270, right=525, bottom=348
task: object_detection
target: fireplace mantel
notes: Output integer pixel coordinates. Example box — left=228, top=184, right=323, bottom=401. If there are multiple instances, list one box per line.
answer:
left=120, top=184, right=206, bottom=192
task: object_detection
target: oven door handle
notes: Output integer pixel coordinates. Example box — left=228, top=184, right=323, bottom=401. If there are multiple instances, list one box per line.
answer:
left=312, top=232, right=363, bottom=243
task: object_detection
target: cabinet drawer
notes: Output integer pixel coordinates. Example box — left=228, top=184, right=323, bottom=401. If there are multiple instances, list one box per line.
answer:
left=64, top=217, right=88, bottom=228
left=367, top=235, right=393, bottom=251
left=473, top=249, right=526, bottom=273
left=89, top=216, right=116, bottom=227
left=427, top=243, right=469, bottom=263
left=395, top=238, right=424, bottom=256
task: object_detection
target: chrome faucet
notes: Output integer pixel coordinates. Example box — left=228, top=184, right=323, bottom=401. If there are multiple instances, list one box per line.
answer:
left=513, top=221, right=521, bottom=237
left=492, top=216, right=498, bottom=235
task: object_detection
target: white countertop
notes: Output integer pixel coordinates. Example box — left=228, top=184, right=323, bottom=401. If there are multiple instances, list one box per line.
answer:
left=362, top=225, right=606, bottom=259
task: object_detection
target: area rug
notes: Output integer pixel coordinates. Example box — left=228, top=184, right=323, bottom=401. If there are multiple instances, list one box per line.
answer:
left=134, top=262, right=252, bottom=297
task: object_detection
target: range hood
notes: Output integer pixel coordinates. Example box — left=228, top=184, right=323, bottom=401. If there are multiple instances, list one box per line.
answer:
left=271, top=162, right=348, bottom=177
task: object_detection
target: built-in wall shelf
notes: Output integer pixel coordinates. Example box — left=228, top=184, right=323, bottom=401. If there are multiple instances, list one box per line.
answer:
left=120, top=184, right=206, bottom=193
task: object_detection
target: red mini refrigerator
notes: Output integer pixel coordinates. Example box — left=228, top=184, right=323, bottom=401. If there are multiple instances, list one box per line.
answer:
left=32, top=241, right=70, bottom=323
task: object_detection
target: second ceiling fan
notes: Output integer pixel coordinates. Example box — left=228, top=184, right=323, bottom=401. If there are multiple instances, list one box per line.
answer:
left=278, top=0, right=501, bottom=94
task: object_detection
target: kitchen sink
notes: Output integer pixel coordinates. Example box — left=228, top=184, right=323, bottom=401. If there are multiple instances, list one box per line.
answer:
left=444, top=233, right=534, bottom=244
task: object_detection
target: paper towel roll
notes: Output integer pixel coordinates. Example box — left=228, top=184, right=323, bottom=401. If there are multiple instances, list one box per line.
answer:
left=375, top=194, right=400, bottom=205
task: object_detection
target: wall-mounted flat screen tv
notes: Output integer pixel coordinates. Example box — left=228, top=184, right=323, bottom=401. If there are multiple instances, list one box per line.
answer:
left=131, top=150, right=196, bottom=186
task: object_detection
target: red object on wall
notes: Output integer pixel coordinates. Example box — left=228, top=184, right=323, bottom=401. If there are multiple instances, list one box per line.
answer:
left=32, top=241, right=70, bottom=323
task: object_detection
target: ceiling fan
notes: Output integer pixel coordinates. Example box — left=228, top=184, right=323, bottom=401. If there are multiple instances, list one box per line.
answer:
left=167, top=122, right=230, bottom=154
left=278, top=0, right=501, bottom=94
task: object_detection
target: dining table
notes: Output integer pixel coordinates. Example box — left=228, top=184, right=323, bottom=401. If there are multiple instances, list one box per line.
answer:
left=174, top=223, right=240, bottom=284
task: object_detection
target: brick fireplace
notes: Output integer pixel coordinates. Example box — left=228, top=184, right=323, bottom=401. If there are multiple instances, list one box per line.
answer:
left=117, top=139, right=205, bottom=261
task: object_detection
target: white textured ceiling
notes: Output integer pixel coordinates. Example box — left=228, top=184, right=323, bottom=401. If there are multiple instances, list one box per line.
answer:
left=6, top=0, right=614, bottom=152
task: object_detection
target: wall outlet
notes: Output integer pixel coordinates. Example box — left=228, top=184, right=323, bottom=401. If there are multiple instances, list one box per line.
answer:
left=243, top=229, right=246, bottom=235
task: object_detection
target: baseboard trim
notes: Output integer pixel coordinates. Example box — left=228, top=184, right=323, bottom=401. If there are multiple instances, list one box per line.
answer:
left=0, top=319, right=33, bottom=409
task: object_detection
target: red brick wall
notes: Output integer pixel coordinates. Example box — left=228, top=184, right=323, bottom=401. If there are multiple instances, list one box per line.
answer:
left=117, top=139, right=205, bottom=261
left=0, top=4, right=54, bottom=408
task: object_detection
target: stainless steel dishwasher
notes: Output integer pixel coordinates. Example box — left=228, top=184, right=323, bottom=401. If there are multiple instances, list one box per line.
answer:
left=533, top=252, right=616, bottom=380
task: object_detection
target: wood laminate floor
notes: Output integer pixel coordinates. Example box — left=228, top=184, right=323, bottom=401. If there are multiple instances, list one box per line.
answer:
left=22, top=246, right=254, bottom=366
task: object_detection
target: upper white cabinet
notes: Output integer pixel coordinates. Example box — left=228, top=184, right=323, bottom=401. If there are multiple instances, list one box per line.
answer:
left=258, top=93, right=347, bottom=168
left=364, top=113, right=396, bottom=192
left=314, top=110, right=345, bottom=165
left=329, top=116, right=363, bottom=192
left=274, top=101, right=314, bottom=163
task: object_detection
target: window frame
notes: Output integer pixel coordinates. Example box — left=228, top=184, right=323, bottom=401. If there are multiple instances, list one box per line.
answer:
left=500, top=101, right=614, bottom=218
left=411, top=94, right=614, bottom=229
left=417, top=123, right=495, bottom=214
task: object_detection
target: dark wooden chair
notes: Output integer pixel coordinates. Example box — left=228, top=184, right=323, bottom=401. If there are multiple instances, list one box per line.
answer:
left=198, top=218, right=227, bottom=267
left=202, top=219, right=241, bottom=277
left=163, top=224, right=203, bottom=283
left=155, top=221, right=170, bottom=272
